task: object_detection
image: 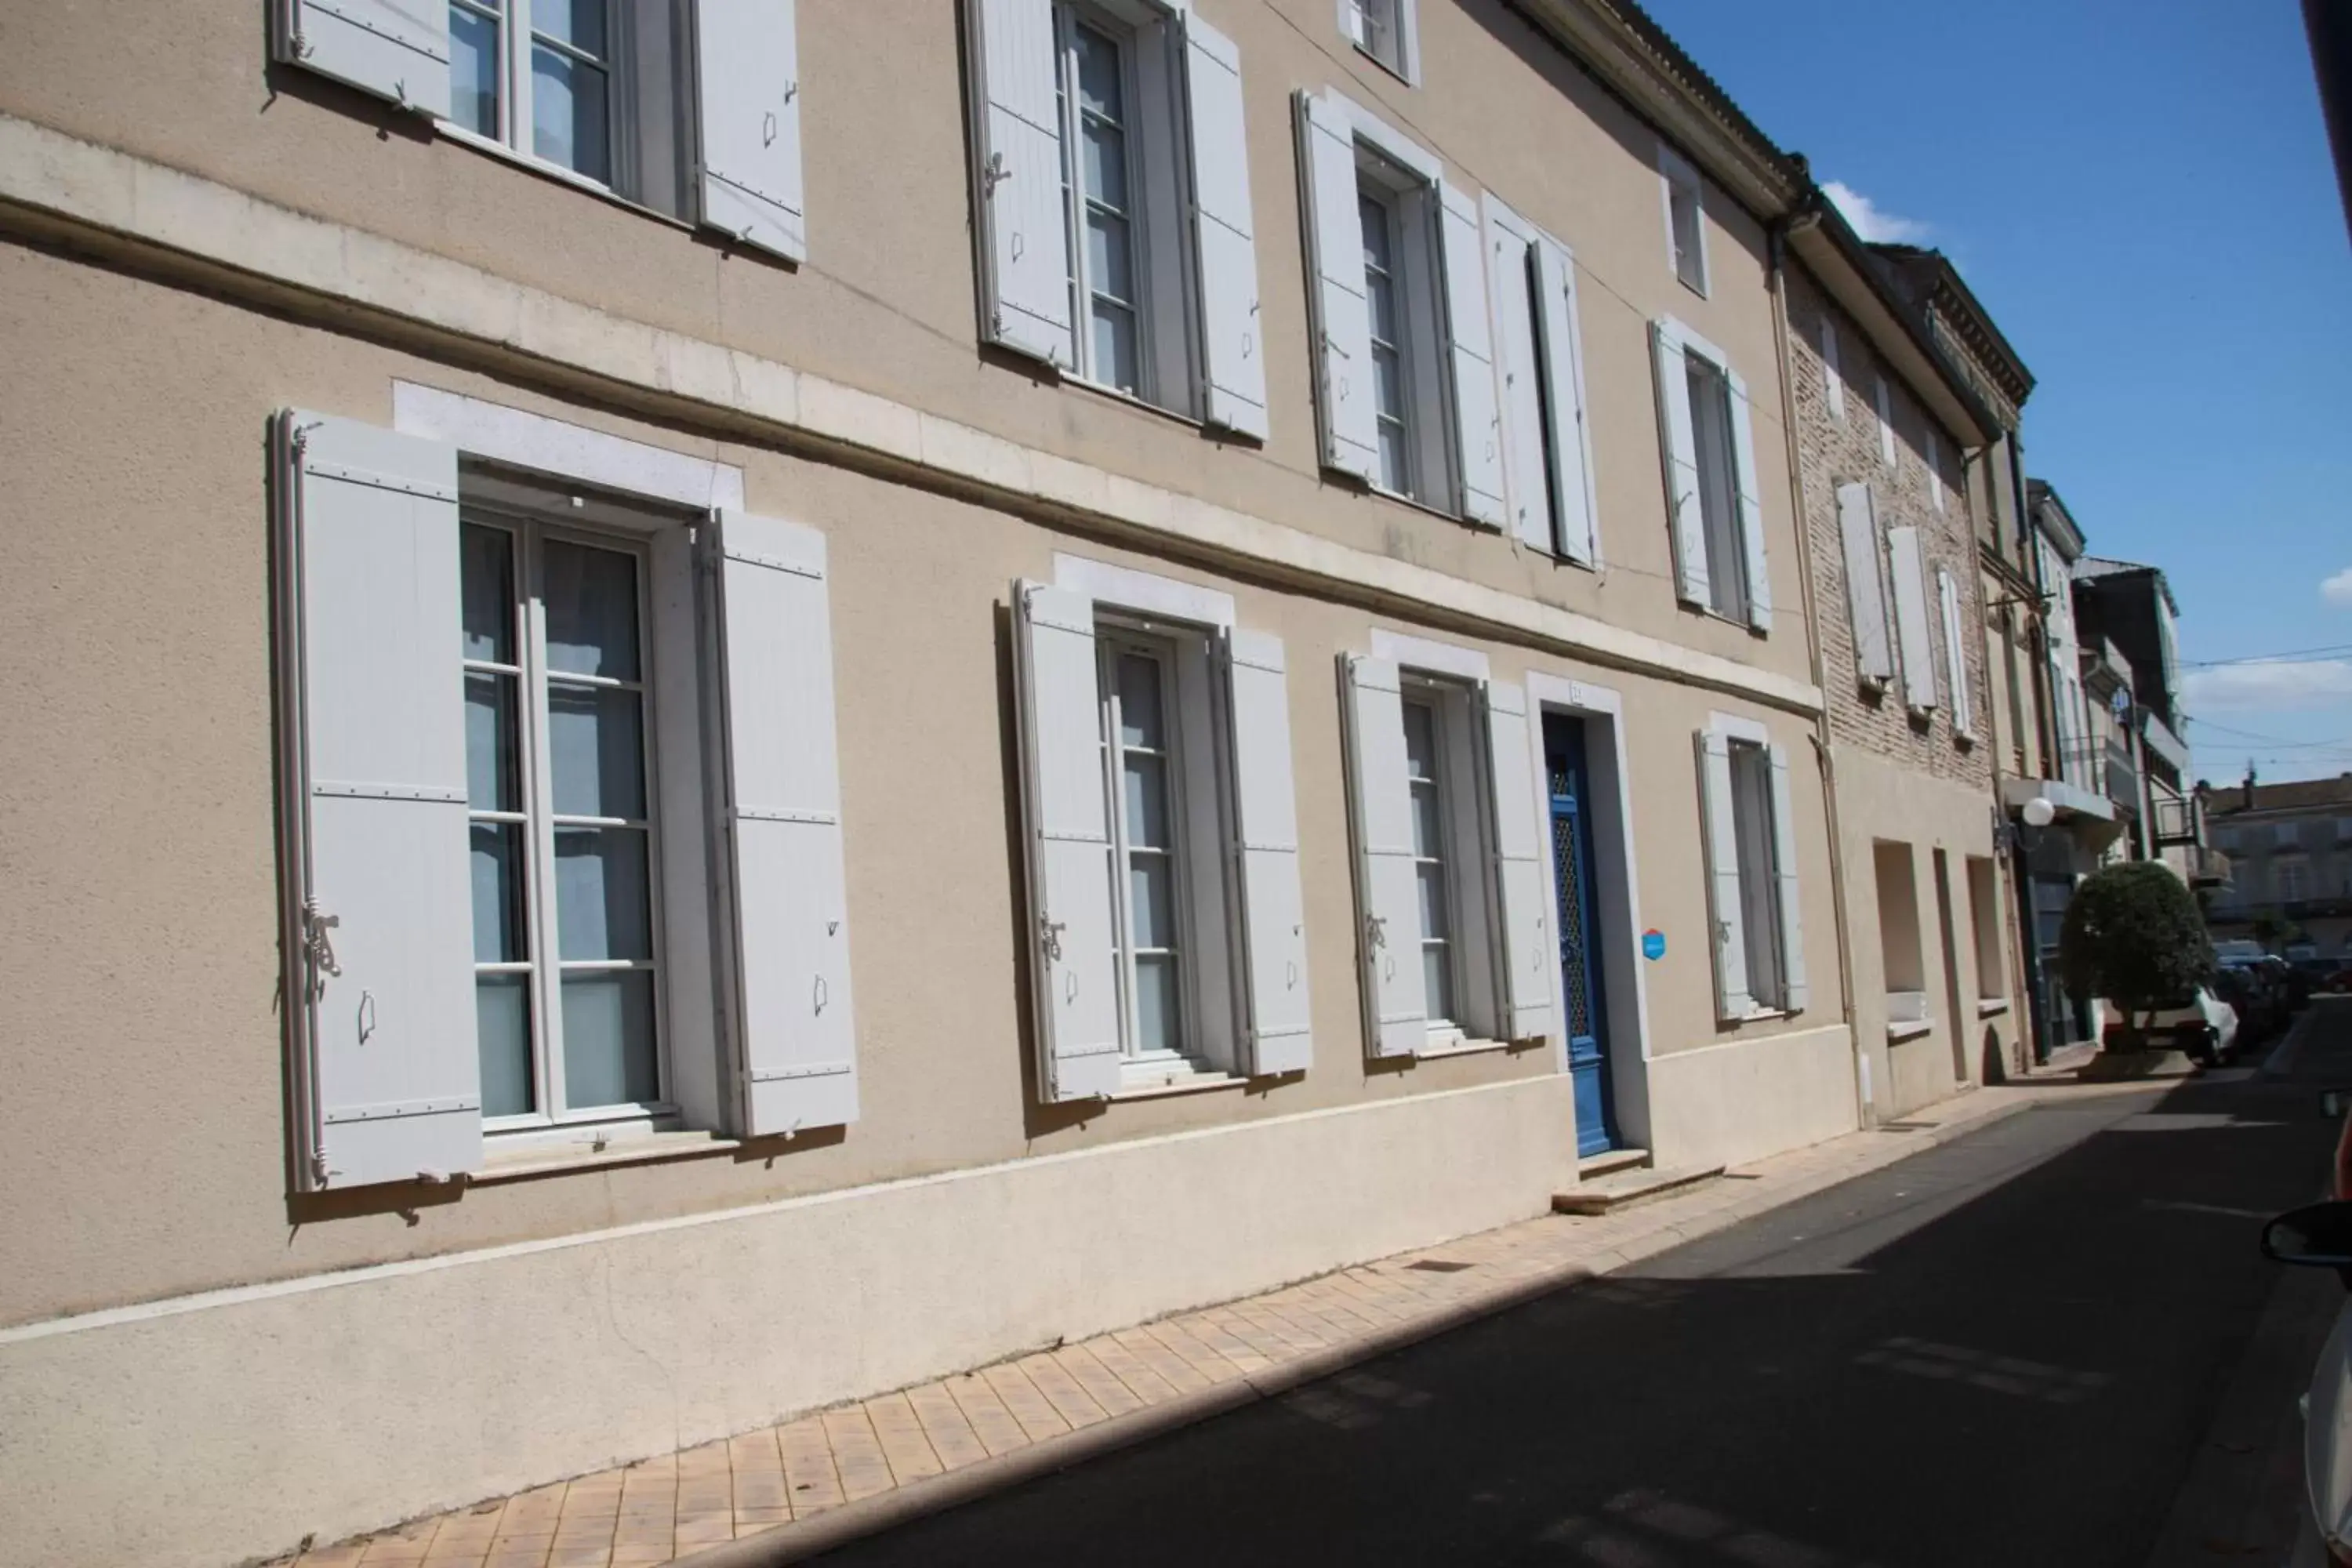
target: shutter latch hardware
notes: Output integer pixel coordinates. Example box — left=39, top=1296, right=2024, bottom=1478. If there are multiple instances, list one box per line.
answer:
left=1040, top=916, right=1066, bottom=962
left=982, top=152, right=1012, bottom=194
left=301, top=898, right=343, bottom=997
left=1365, top=913, right=1388, bottom=949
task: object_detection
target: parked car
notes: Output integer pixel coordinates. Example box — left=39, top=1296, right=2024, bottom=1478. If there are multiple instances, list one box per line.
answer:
left=2259, top=1200, right=2352, bottom=1565
left=2214, top=964, right=2288, bottom=1047
left=2102, top=988, right=2241, bottom=1064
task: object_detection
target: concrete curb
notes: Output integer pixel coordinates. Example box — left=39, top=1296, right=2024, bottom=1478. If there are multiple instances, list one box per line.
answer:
left=665, top=1092, right=2043, bottom=1567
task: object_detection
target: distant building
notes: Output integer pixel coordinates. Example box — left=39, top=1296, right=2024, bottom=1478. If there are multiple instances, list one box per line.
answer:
left=2204, top=775, right=2352, bottom=953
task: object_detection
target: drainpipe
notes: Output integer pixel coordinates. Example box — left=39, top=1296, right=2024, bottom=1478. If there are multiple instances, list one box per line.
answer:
left=1767, top=205, right=1871, bottom=1130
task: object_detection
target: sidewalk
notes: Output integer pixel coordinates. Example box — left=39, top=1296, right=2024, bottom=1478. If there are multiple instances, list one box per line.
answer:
left=285, top=1079, right=2130, bottom=1568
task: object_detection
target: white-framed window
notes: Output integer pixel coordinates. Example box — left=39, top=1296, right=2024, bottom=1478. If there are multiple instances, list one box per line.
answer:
left=1341, top=638, right=1553, bottom=1058
left=1099, top=628, right=1195, bottom=1065
left=278, top=0, right=806, bottom=259
left=1486, top=195, right=1599, bottom=565
left=2278, top=822, right=2303, bottom=849
left=1297, top=89, right=1504, bottom=524
left=1341, top=0, right=1419, bottom=82
left=1820, top=314, right=1846, bottom=423
left=2280, top=857, right=2311, bottom=903
left=1652, top=318, right=1770, bottom=630
left=273, top=405, right=858, bottom=1190
left=1012, top=565, right=1312, bottom=1099
left=1874, top=374, right=1898, bottom=469
left=1925, top=426, right=1947, bottom=513
left=969, top=0, right=1269, bottom=437
left=1695, top=715, right=1808, bottom=1019
left=1658, top=143, right=1708, bottom=296
left=462, top=512, right=666, bottom=1125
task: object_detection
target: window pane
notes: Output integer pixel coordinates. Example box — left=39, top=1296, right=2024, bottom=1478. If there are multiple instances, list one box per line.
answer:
left=1376, top=416, right=1408, bottom=495
left=547, top=682, right=647, bottom=819
left=554, top=826, right=652, bottom=960
left=470, top=823, right=528, bottom=963
left=1123, top=753, right=1171, bottom=848
left=1074, top=23, right=1123, bottom=122
left=1401, top=699, right=1438, bottom=782
left=1370, top=341, right=1405, bottom=419
left=476, top=975, right=535, bottom=1116
left=448, top=3, right=500, bottom=140
left=542, top=539, right=640, bottom=679
left=1422, top=946, right=1454, bottom=1025
left=1410, top=782, right=1444, bottom=858
left=465, top=673, right=521, bottom=811
left=1416, top=860, right=1450, bottom=941
left=1128, top=853, right=1175, bottom=949
left=1081, top=118, right=1130, bottom=215
left=1091, top=302, right=1140, bottom=394
left=1358, top=192, right=1395, bottom=279
left=1131, top=954, right=1179, bottom=1054
left=533, top=0, right=608, bottom=57
left=560, top=971, right=658, bottom=1108
left=532, top=45, right=612, bottom=183
left=1116, top=654, right=1165, bottom=749
left=460, top=523, right=514, bottom=663
left=1086, top=209, right=1135, bottom=304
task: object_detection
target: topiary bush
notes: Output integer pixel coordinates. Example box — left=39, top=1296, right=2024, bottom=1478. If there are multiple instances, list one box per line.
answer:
left=2059, top=862, right=2215, bottom=1048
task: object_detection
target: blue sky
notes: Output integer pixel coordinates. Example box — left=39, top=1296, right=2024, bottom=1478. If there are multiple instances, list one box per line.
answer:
left=1638, top=0, right=2352, bottom=786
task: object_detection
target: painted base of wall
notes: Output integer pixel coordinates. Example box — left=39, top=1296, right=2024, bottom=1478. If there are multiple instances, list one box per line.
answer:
left=0, top=1076, right=1577, bottom=1568
left=1644, top=1023, right=1858, bottom=1171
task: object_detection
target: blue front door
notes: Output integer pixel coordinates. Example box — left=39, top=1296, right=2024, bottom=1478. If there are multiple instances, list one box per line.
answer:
left=1546, top=714, right=1617, bottom=1156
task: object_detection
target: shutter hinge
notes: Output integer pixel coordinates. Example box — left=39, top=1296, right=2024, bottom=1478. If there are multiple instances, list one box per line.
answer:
left=301, top=898, right=343, bottom=999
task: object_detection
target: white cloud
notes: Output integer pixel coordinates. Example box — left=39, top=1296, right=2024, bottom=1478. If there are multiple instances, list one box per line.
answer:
left=1823, top=180, right=1932, bottom=245
left=2324, top=567, right=2352, bottom=608
left=2181, top=659, right=2352, bottom=711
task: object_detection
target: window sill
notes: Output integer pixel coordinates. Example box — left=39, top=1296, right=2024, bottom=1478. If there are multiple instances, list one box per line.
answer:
left=436, top=122, right=695, bottom=237
left=1676, top=274, right=1710, bottom=301
left=1887, top=1018, right=1936, bottom=1044
left=1976, top=997, right=2012, bottom=1017
left=1354, top=476, right=1483, bottom=534
left=1348, top=38, right=1417, bottom=89
left=1106, top=1071, right=1247, bottom=1102
left=1414, top=1036, right=1513, bottom=1062
left=1062, top=372, right=1210, bottom=437
left=471, top=1128, right=740, bottom=1185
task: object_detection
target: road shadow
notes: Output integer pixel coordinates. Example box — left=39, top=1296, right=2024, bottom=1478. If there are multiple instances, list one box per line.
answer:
left=815, top=1070, right=2343, bottom=1568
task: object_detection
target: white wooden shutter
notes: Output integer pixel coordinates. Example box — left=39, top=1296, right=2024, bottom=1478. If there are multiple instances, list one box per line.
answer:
left=696, top=0, right=806, bottom=263
left=1651, top=321, right=1708, bottom=607
left=1766, top=743, right=1809, bottom=1012
left=1939, top=567, right=1976, bottom=737
left=1726, top=368, right=1772, bottom=633
left=1182, top=14, right=1267, bottom=441
left=1888, top=525, right=1938, bottom=713
left=1837, top=481, right=1895, bottom=686
left=1483, top=681, right=1553, bottom=1042
left=1225, top=630, right=1312, bottom=1075
left=1483, top=201, right=1548, bottom=553
left=1014, top=582, right=1123, bottom=1099
left=1439, top=180, right=1504, bottom=528
left=709, top=511, right=859, bottom=1135
left=1296, top=90, right=1380, bottom=481
left=1875, top=375, right=1897, bottom=467
left=1820, top=315, right=1845, bottom=422
left=970, top=0, right=1076, bottom=367
left=279, top=0, right=450, bottom=117
left=276, top=411, right=478, bottom=1190
left=1532, top=237, right=1599, bottom=567
left=1342, top=655, right=1427, bottom=1056
left=1926, top=429, right=1946, bottom=512
left=1693, top=729, right=1752, bottom=1022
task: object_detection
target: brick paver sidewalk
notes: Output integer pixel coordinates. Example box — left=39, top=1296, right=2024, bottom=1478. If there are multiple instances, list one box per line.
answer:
left=286, top=1081, right=2104, bottom=1568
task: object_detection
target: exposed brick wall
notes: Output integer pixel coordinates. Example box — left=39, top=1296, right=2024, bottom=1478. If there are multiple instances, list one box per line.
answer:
left=1784, top=270, right=1993, bottom=793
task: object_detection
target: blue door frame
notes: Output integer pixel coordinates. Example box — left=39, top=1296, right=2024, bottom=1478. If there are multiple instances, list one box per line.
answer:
left=1545, top=713, right=1618, bottom=1156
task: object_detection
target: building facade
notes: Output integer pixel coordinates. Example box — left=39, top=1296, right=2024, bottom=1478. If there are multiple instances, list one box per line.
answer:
left=0, top=2, right=1875, bottom=1563
left=1779, top=218, right=2024, bottom=1117
left=2205, top=775, right=2352, bottom=955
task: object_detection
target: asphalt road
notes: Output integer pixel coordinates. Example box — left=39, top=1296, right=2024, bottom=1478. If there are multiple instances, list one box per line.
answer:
left=815, top=1007, right=2352, bottom=1568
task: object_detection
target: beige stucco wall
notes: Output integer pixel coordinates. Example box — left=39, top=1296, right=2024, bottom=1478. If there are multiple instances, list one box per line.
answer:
left=1831, top=749, right=2018, bottom=1118
left=0, top=0, right=1809, bottom=692
left=0, top=238, right=1843, bottom=1327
